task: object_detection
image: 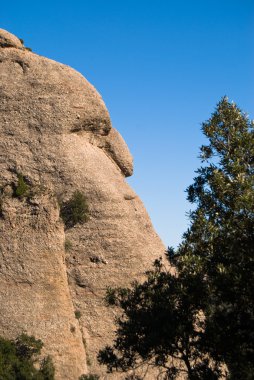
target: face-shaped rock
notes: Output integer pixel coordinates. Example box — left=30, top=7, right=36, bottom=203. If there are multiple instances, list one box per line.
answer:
left=0, top=29, right=164, bottom=379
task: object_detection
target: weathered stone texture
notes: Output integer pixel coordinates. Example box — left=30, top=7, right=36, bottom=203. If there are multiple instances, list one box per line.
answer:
left=0, top=29, right=165, bottom=379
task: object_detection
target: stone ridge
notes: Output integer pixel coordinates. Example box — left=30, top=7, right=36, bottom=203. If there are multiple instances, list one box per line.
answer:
left=0, top=29, right=165, bottom=379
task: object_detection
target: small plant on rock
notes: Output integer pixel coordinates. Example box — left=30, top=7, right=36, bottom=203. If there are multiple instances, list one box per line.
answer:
left=65, top=239, right=73, bottom=251
left=60, top=191, right=89, bottom=228
left=18, top=36, right=33, bottom=51
left=75, top=310, right=82, bottom=319
left=14, top=174, right=30, bottom=198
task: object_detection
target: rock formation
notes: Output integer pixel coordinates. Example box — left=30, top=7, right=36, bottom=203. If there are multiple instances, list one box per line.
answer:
left=0, top=29, right=165, bottom=379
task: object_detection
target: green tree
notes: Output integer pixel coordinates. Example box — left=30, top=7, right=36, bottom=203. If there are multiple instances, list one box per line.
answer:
left=98, top=258, right=221, bottom=379
left=0, top=334, right=55, bottom=379
left=182, top=97, right=254, bottom=379
left=98, top=98, right=254, bottom=379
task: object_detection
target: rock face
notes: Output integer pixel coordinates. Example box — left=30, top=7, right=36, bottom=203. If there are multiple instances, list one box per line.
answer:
left=0, top=29, right=165, bottom=379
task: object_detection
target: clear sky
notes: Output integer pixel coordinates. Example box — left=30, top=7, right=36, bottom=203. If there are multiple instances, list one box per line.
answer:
left=1, top=1, right=253, bottom=247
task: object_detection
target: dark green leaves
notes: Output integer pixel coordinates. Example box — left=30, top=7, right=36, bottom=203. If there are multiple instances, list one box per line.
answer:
left=98, top=98, right=254, bottom=379
left=60, top=191, right=89, bottom=228
left=14, top=174, right=30, bottom=198
left=0, top=334, right=55, bottom=379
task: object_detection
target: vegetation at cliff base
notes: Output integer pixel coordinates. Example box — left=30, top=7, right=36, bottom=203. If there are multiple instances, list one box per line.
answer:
left=79, top=374, right=100, bottom=380
left=98, top=98, right=254, bottom=379
left=0, top=333, right=55, bottom=379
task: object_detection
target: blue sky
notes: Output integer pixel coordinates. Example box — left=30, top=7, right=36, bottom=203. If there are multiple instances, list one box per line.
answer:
left=1, top=1, right=253, bottom=247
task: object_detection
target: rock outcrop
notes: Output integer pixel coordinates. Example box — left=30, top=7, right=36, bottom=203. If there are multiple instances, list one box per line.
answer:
left=0, top=29, right=165, bottom=379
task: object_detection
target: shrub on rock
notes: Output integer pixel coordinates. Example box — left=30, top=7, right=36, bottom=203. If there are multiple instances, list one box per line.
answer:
left=60, top=191, right=89, bottom=228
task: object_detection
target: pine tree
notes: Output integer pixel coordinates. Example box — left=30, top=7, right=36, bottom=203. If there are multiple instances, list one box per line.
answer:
left=98, top=98, right=254, bottom=379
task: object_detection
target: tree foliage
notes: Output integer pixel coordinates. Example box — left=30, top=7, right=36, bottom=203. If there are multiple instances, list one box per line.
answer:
left=98, top=98, right=254, bottom=379
left=0, top=333, right=55, bottom=379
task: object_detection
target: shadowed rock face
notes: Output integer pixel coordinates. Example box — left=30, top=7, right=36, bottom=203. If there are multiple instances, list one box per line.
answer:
left=0, top=29, right=165, bottom=379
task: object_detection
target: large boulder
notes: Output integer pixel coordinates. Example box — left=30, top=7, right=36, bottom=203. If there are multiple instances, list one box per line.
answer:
left=0, top=29, right=165, bottom=379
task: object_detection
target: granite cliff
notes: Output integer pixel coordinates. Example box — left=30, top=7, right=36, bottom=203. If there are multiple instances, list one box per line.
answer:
left=0, top=29, right=165, bottom=379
